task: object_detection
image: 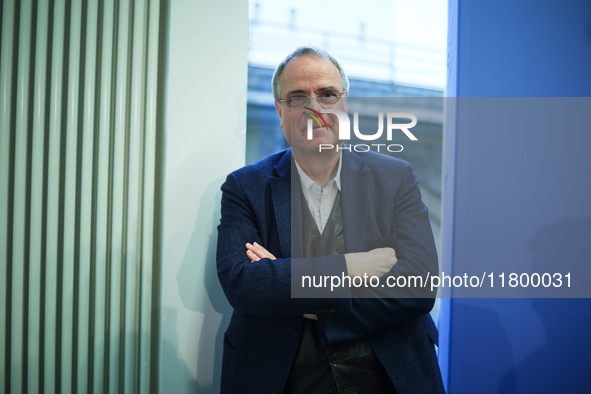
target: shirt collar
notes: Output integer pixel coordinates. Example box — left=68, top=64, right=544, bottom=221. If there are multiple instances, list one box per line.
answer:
left=294, top=154, right=342, bottom=192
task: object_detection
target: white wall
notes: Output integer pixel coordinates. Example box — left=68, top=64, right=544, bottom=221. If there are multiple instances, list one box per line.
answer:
left=160, top=0, right=248, bottom=392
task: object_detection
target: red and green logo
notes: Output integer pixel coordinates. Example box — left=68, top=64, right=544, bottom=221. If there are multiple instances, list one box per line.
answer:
left=303, top=106, right=328, bottom=131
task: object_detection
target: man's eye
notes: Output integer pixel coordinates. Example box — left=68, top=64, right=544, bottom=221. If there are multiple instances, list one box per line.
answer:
left=320, top=90, right=338, bottom=98
left=289, top=96, right=307, bottom=106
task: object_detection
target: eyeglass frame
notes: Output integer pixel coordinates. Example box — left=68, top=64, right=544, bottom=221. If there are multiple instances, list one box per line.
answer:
left=277, top=89, right=347, bottom=108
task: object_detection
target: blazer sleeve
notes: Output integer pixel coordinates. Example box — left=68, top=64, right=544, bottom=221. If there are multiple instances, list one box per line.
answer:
left=317, top=162, right=438, bottom=345
left=216, top=172, right=353, bottom=317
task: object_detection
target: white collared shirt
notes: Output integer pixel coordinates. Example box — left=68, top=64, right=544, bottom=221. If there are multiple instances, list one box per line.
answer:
left=294, top=156, right=342, bottom=234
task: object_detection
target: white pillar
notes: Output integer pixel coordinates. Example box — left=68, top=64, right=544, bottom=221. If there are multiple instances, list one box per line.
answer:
left=160, top=0, right=248, bottom=392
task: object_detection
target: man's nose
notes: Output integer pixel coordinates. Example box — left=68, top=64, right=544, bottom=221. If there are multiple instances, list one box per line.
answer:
left=306, top=96, right=324, bottom=111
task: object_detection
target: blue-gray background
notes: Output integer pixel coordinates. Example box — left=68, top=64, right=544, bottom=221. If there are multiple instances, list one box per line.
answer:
left=438, top=0, right=591, bottom=392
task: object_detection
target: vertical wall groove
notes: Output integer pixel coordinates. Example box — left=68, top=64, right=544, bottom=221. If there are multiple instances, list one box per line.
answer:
left=4, top=2, right=21, bottom=393
left=103, top=0, right=118, bottom=389
left=87, top=2, right=105, bottom=391
left=22, top=2, right=39, bottom=392
left=118, top=1, right=134, bottom=390
left=38, top=1, right=55, bottom=387
left=0, top=0, right=167, bottom=393
left=55, top=1, right=72, bottom=391
left=71, top=1, right=89, bottom=391
left=0, top=4, right=7, bottom=388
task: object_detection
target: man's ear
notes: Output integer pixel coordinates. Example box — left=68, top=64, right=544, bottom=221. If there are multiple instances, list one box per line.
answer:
left=274, top=100, right=283, bottom=128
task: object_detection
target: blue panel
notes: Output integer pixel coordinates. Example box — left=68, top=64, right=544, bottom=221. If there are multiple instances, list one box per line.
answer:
left=457, top=0, right=591, bottom=97
left=444, top=0, right=591, bottom=392
left=450, top=299, right=591, bottom=393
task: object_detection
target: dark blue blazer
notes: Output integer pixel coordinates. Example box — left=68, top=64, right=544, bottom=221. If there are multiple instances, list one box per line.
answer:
left=217, top=148, right=444, bottom=393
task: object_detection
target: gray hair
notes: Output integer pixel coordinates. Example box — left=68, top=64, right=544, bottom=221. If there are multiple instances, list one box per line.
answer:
left=271, top=46, right=350, bottom=101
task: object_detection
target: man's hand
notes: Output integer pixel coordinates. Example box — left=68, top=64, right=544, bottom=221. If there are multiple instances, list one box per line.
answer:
left=245, top=242, right=276, bottom=261
left=345, top=247, right=398, bottom=278
left=245, top=242, right=317, bottom=320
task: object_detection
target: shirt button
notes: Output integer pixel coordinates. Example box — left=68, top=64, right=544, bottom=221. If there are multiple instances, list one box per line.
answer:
left=293, top=331, right=299, bottom=338
left=330, top=353, right=340, bottom=363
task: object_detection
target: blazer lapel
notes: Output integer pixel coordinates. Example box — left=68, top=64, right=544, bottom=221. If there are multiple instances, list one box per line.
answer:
left=270, top=149, right=303, bottom=258
left=340, top=150, right=370, bottom=253
left=272, top=149, right=369, bottom=257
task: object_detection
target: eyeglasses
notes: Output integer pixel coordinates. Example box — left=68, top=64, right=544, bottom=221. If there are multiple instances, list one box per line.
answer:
left=278, top=89, right=346, bottom=108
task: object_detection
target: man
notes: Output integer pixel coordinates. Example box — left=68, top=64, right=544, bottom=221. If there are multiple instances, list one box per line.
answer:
left=216, top=46, right=444, bottom=393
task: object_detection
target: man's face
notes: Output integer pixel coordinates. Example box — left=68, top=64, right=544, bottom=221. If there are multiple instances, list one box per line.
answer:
left=275, top=55, right=347, bottom=155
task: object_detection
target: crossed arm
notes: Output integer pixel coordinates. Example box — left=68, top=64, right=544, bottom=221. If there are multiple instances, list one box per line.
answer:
left=245, top=241, right=398, bottom=278
left=245, top=242, right=316, bottom=319
left=245, top=241, right=399, bottom=320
